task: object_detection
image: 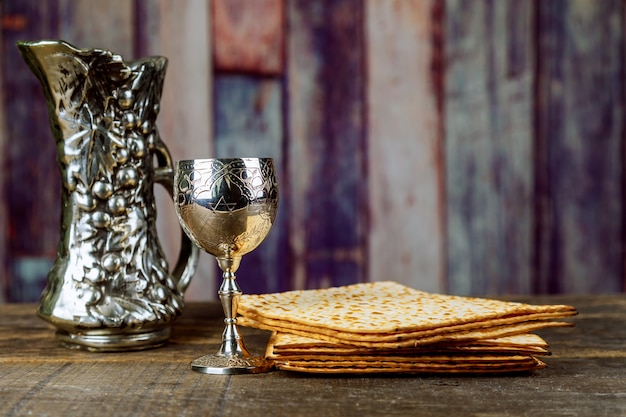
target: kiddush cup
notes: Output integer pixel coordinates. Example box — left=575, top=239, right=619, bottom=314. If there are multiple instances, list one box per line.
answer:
left=175, top=157, right=279, bottom=373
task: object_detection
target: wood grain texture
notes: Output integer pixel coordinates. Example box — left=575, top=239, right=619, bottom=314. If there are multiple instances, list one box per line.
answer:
left=57, top=0, right=134, bottom=58
left=2, top=1, right=626, bottom=301
left=444, top=0, right=535, bottom=295
left=0, top=302, right=269, bottom=417
left=212, top=0, right=284, bottom=75
left=287, top=0, right=367, bottom=290
left=535, top=0, right=624, bottom=293
left=0, top=16, right=6, bottom=303
left=2, top=297, right=626, bottom=417
left=214, top=75, right=286, bottom=295
left=1, top=1, right=63, bottom=302
left=135, top=0, right=216, bottom=301
left=366, top=0, right=444, bottom=293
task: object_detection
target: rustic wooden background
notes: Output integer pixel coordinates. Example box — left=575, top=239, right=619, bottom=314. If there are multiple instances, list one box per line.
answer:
left=0, top=0, right=623, bottom=303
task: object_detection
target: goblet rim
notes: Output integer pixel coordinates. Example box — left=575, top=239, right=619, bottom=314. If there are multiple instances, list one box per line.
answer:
left=176, top=157, right=274, bottom=166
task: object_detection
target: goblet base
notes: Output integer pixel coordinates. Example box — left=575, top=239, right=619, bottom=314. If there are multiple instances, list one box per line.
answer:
left=190, top=354, right=274, bottom=374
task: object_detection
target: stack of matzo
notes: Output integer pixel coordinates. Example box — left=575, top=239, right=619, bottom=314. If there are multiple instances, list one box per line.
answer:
left=237, top=281, right=577, bottom=374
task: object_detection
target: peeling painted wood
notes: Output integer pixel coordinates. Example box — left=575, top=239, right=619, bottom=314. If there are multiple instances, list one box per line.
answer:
left=57, top=0, right=134, bottom=58
left=535, top=0, right=624, bottom=293
left=366, top=0, right=444, bottom=293
left=2, top=0, right=626, bottom=302
left=0, top=14, right=6, bottom=303
left=287, top=0, right=367, bottom=290
left=444, top=0, right=535, bottom=295
left=1, top=0, right=63, bottom=301
left=212, top=0, right=284, bottom=75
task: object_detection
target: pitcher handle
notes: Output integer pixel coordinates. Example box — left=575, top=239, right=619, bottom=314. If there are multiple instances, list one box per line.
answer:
left=153, top=143, right=199, bottom=294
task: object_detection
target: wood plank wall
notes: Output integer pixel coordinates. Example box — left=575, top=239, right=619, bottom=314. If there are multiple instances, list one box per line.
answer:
left=2, top=1, right=63, bottom=302
left=288, top=0, right=367, bottom=292
left=213, top=0, right=287, bottom=296
left=367, top=0, right=444, bottom=294
left=0, top=0, right=624, bottom=303
left=535, top=0, right=624, bottom=294
left=445, top=0, right=536, bottom=295
left=0, top=6, right=6, bottom=303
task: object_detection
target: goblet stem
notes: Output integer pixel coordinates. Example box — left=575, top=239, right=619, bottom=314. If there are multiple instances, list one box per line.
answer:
left=216, top=257, right=250, bottom=357
left=189, top=256, right=273, bottom=374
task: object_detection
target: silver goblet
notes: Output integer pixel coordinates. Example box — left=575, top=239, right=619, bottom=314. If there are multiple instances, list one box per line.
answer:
left=174, top=158, right=279, bottom=374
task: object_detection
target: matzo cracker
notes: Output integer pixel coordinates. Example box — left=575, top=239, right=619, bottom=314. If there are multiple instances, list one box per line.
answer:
left=238, top=282, right=576, bottom=336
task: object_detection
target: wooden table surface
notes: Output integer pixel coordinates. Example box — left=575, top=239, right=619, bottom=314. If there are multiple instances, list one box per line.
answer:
left=1, top=295, right=626, bottom=417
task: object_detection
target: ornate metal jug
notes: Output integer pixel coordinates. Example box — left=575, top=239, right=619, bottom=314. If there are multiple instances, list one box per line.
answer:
left=17, top=40, right=199, bottom=351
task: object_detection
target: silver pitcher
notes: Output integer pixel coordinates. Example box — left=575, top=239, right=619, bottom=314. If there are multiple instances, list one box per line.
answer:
left=17, top=40, right=199, bottom=351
